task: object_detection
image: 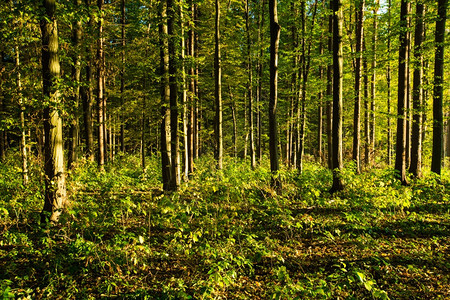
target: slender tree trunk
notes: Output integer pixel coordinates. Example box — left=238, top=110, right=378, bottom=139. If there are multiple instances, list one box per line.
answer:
left=229, top=86, right=237, bottom=158
left=370, top=2, right=378, bottom=166
left=245, top=0, right=255, bottom=169
left=181, top=4, right=189, bottom=180
left=386, top=0, right=392, bottom=166
left=363, top=43, right=369, bottom=167
left=120, top=0, right=125, bottom=153
left=68, top=0, right=82, bottom=169
left=431, top=0, right=448, bottom=175
left=395, top=0, right=410, bottom=185
left=188, top=0, right=195, bottom=174
left=352, top=0, right=364, bottom=173
left=318, top=51, right=323, bottom=163
left=168, top=0, right=180, bottom=189
left=269, top=0, right=281, bottom=188
left=41, top=0, right=66, bottom=223
left=15, top=45, right=28, bottom=186
left=159, top=0, right=172, bottom=191
left=83, top=0, right=94, bottom=162
left=405, top=14, right=412, bottom=170
left=326, top=5, right=333, bottom=170
left=97, top=0, right=105, bottom=171
left=256, top=0, right=264, bottom=163
left=330, top=0, right=344, bottom=193
left=214, top=0, right=223, bottom=170
left=409, top=2, right=424, bottom=177
left=194, top=5, right=199, bottom=159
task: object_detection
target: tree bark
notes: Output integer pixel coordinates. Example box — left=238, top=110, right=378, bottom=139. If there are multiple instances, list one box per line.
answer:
left=41, top=0, right=67, bottom=223
left=159, top=0, right=172, bottom=191
left=370, top=1, right=378, bottom=166
left=431, top=0, right=448, bottom=175
left=97, top=0, right=105, bottom=171
left=246, top=0, right=256, bottom=169
left=330, top=0, right=344, bottom=193
left=120, top=0, right=126, bottom=153
left=214, top=0, right=223, bottom=170
left=68, top=0, right=82, bottom=170
left=168, top=0, right=180, bottom=189
left=395, top=0, right=410, bottom=185
left=409, top=2, right=424, bottom=177
left=256, top=0, right=264, bottom=163
left=181, top=3, right=189, bottom=180
left=352, top=0, right=364, bottom=173
left=269, top=0, right=281, bottom=188
left=326, top=4, right=333, bottom=170
left=386, top=0, right=392, bottom=166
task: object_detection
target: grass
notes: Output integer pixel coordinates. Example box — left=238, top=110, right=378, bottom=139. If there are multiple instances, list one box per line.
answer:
left=1, top=154, right=449, bottom=299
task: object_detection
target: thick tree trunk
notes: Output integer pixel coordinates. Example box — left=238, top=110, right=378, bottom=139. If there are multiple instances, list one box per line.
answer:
left=330, top=0, right=344, bottom=193
left=431, top=0, right=448, bottom=175
left=269, top=0, right=281, bottom=188
left=214, top=0, right=223, bottom=170
left=41, top=0, right=66, bottom=223
left=168, top=0, right=180, bottom=189
left=159, top=0, right=172, bottom=191
left=409, top=2, right=424, bottom=177
left=352, top=0, right=364, bottom=173
left=395, top=0, right=410, bottom=185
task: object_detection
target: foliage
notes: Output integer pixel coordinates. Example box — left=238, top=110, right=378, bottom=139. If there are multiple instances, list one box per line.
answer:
left=1, top=155, right=449, bottom=299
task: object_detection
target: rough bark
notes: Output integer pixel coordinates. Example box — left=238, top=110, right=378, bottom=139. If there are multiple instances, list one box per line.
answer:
left=409, top=2, right=424, bottom=177
left=431, top=0, right=448, bottom=175
left=41, top=0, right=67, bottom=223
left=214, top=0, right=223, bottom=170
left=352, top=0, right=364, bottom=173
left=395, top=0, right=410, bottom=185
left=330, top=0, right=344, bottom=193
left=269, top=0, right=281, bottom=188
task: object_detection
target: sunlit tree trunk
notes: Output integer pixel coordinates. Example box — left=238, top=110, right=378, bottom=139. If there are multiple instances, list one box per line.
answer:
left=269, top=0, right=281, bottom=188
left=97, top=0, right=105, bottom=171
left=370, top=1, right=378, bottom=166
left=214, top=0, right=223, bottom=170
left=120, top=0, right=126, bottom=153
left=188, top=0, right=195, bottom=174
left=330, top=0, right=344, bottom=193
left=245, top=0, right=255, bottom=169
left=256, top=0, right=264, bottom=163
left=409, top=2, right=424, bottom=178
left=68, top=0, right=82, bottom=170
left=41, top=0, right=67, bottom=223
left=159, top=0, right=172, bottom=191
left=431, top=0, right=448, bottom=175
left=168, top=0, right=180, bottom=189
left=181, top=3, right=189, bottom=180
left=395, top=0, right=410, bottom=185
left=15, top=45, right=28, bottom=186
left=386, top=0, right=392, bottom=166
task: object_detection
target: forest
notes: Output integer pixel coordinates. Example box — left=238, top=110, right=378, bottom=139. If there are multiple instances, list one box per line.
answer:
left=0, top=0, right=449, bottom=298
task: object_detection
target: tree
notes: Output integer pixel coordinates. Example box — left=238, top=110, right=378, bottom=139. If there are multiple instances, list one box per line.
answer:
left=97, top=0, right=105, bottom=171
left=386, top=0, right=392, bottom=166
left=214, top=0, right=223, bottom=170
left=120, top=0, right=126, bottom=153
left=245, top=0, right=255, bottom=169
left=409, top=1, right=425, bottom=177
left=352, top=0, right=364, bottom=174
left=269, top=0, right=281, bottom=188
left=395, top=0, right=410, bottom=185
left=431, top=0, right=448, bottom=175
left=330, top=0, right=344, bottom=193
left=40, top=0, right=66, bottom=223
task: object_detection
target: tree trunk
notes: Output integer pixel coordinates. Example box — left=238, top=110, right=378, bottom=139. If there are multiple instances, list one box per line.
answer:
left=386, top=0, right=392, bottom=166
left=159, top=0, right=172, bottom=191
left=370, top=2, right=378, bottom=166
left=256, top=0, right=264, bottom=163
left=15, top=44, right=28, bottom=186
left=269, top=0, right=281, bottom=188
left=326, top=5, right=333, bottom=170
left=246, top=0, right=255, bottom=169
left=83, top=0, right=94, bottom=162
left=409, top=2, right=424, bottom=177
left=41, top=0, right=66, bottom=223
left=395, top=0, right=410, bottom=185
left=431, top=0, right=448, bottom=175
left=168, top=0, right=180, bottom=189
left=97, top=0, right=105, bottom=171
left=352, top=0, right=364, bottom=173
left=214, top=0, right=223, bottom=170
left=363, top=42, right=370, bottom=167
left=120, top=0, right=125, bottom=153
left=181, top=3, right=189, bottom=180
left=330, top=0, right=344, bottom=193
left=68, top=0, right=82, bottom=170
left=188, top=0, right=195, bottom=174
left=229, top=86, right=237, bottom=158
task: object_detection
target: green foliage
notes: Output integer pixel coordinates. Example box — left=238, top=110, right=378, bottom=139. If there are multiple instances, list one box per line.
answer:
left=1, top=155, right=449, bottom=298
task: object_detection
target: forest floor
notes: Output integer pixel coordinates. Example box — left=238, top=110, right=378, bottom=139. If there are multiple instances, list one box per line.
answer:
left=1, top=154, right=449, bottom=299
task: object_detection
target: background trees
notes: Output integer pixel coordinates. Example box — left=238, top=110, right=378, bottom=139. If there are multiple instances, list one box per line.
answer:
left=0, top=0, right=448, bottom=197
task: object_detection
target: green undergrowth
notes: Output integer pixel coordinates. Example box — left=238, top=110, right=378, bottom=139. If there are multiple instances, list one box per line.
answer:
left=1, top=154, right=449, bottom=299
